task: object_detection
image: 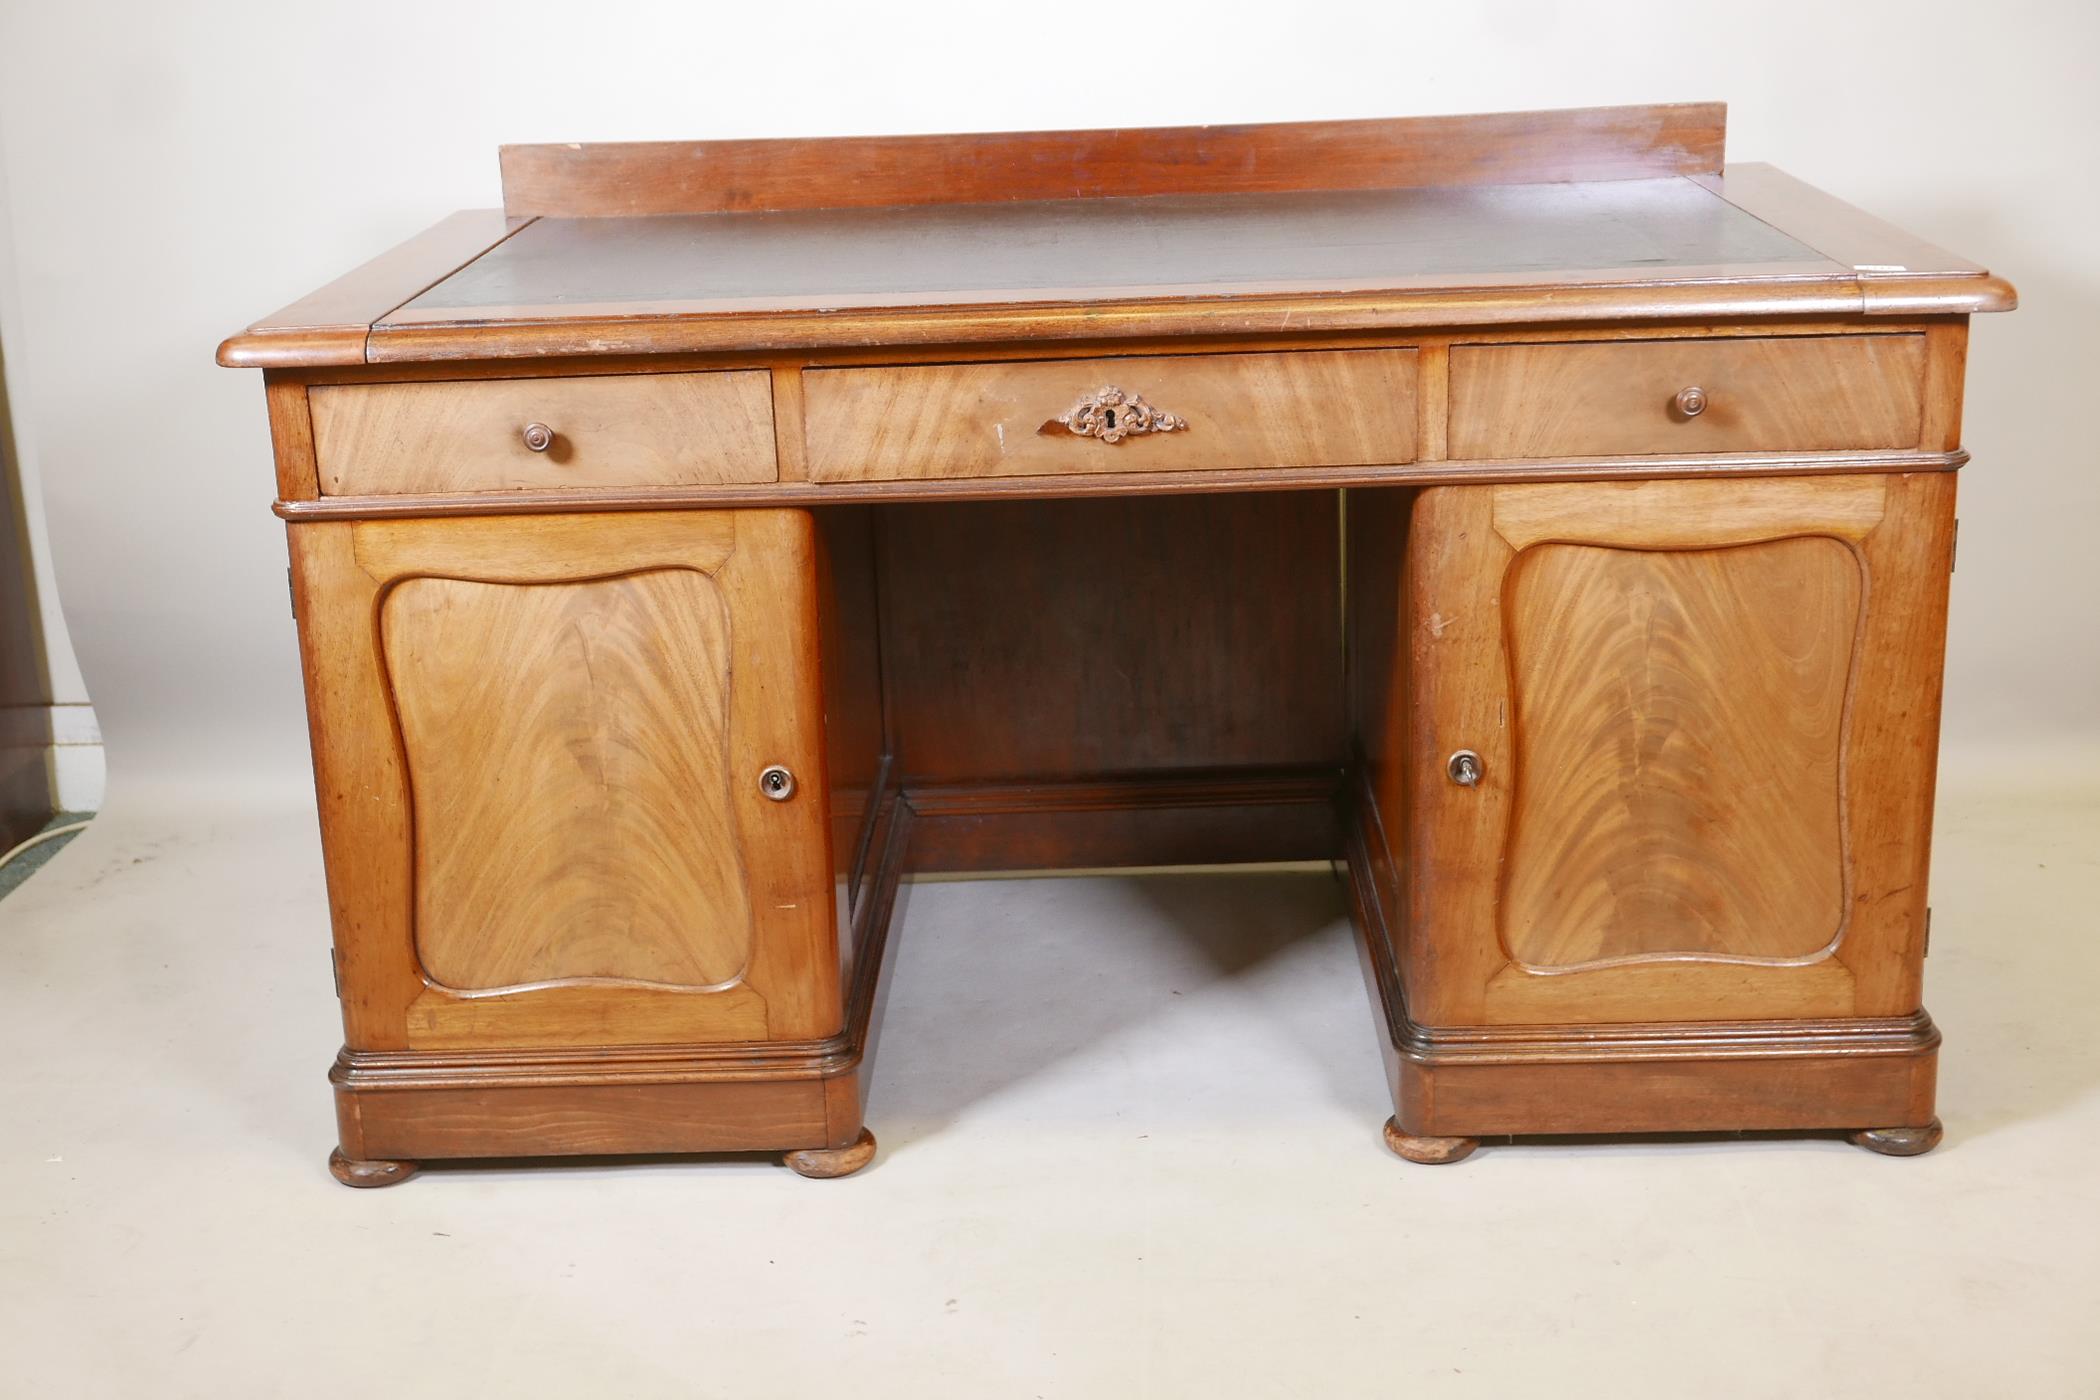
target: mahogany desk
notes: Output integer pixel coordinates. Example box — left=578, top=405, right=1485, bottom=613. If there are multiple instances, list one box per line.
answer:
left=219, top=103, right=2014, bottom=1185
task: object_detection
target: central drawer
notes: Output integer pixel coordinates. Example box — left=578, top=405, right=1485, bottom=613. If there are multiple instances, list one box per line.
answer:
left=804, top=349, right=1419, bottom=482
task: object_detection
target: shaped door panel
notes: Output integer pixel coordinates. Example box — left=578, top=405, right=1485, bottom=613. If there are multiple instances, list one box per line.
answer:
left=291, top=509, right=837, bottom=1050
left=1400, top=474, right=1954, bottom=1026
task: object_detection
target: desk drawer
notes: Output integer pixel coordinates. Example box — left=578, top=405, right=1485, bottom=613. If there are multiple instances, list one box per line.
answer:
left=1447, top=334, right=1925, bottom=459
left=805, top=350, right=1417, bottom=482
left=310, top=372, right=777, bottom=495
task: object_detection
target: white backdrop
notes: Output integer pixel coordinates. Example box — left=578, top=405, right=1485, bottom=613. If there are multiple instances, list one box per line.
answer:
left=2, top=0, right=2093, bottom=810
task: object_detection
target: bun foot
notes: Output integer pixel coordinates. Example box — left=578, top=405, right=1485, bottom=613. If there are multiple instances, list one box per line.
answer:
left=1383, top=1117, right=1479, bottom=1165
left=329, top=1148, right=419, bottom=1188
left=785, top=1128, right=877, bottom=1179
left=1850, top=1118, right=1944, bottom=1157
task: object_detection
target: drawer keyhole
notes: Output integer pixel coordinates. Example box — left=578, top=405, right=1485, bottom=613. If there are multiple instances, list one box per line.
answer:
left=759, top=764, right=797, bottom=801
left=1050, top=386, right=1187, bottom=443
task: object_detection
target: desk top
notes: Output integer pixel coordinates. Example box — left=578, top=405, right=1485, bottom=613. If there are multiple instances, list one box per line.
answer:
left=219, top=103, right=2013, bottom=370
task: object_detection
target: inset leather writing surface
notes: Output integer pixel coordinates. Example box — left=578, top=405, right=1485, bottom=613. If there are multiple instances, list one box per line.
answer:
left=382, top=568, right=753, bottom=990
left=1501, top=537, right=1860, bottom=967
left=224, top=108, right=2012, bottom=369
left=395, top=180, right=1825, bottom=320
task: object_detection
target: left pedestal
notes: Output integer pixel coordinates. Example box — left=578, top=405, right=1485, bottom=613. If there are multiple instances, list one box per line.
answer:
left=291, top=507, right=885, bottom=1181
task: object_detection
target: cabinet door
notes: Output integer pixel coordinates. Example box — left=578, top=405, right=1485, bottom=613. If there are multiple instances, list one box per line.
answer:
left=1403, top=473, right=1953, bottom=1027
left=290, top=510, right=838, bottom=1051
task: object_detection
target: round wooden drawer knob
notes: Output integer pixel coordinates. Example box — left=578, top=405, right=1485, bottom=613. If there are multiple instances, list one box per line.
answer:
left=522, top=422, right=556, bottom=452
left=1674, top=386, right=1708, bottom=418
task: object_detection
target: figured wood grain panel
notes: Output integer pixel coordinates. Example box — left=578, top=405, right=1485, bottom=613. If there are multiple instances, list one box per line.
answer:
left=1448, top=334, right=1925, bottom=458
left=1398, top=473, right=1951, bottom=1027
left=806, top=350, right=1416, bottom=481
left=382, top=567, right=752, bottom=990
left=292, top=510, right=840, bottom=1051
left=1500, top=536, right=1862, bottom=967
left=311, top=371, right=775, bottom=495
left=499, top=104, right=1728, bottom=217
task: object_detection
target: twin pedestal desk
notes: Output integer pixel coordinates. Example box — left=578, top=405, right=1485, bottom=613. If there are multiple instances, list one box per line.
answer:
left=218, top=104, right=2013, bottom=1185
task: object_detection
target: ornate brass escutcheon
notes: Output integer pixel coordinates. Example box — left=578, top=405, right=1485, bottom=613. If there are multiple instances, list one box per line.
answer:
left=1053, top=385, right=1187, bottom=443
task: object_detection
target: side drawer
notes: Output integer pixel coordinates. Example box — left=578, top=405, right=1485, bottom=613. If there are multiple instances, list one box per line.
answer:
left=1447, top=334, right=1926, bottom=459
left=310, top=371, right=777, bottom=495
left=804, top=349, right=1418, bottom=482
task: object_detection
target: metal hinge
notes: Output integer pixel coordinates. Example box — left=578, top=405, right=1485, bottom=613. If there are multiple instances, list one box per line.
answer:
left=1950, top=520, right=1959, bottom=574
left=329, top=947, right=343, bottom=997
left=288, top=566, right=298, bottom=621
left=1924, top=907, right=1932, bottom=957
